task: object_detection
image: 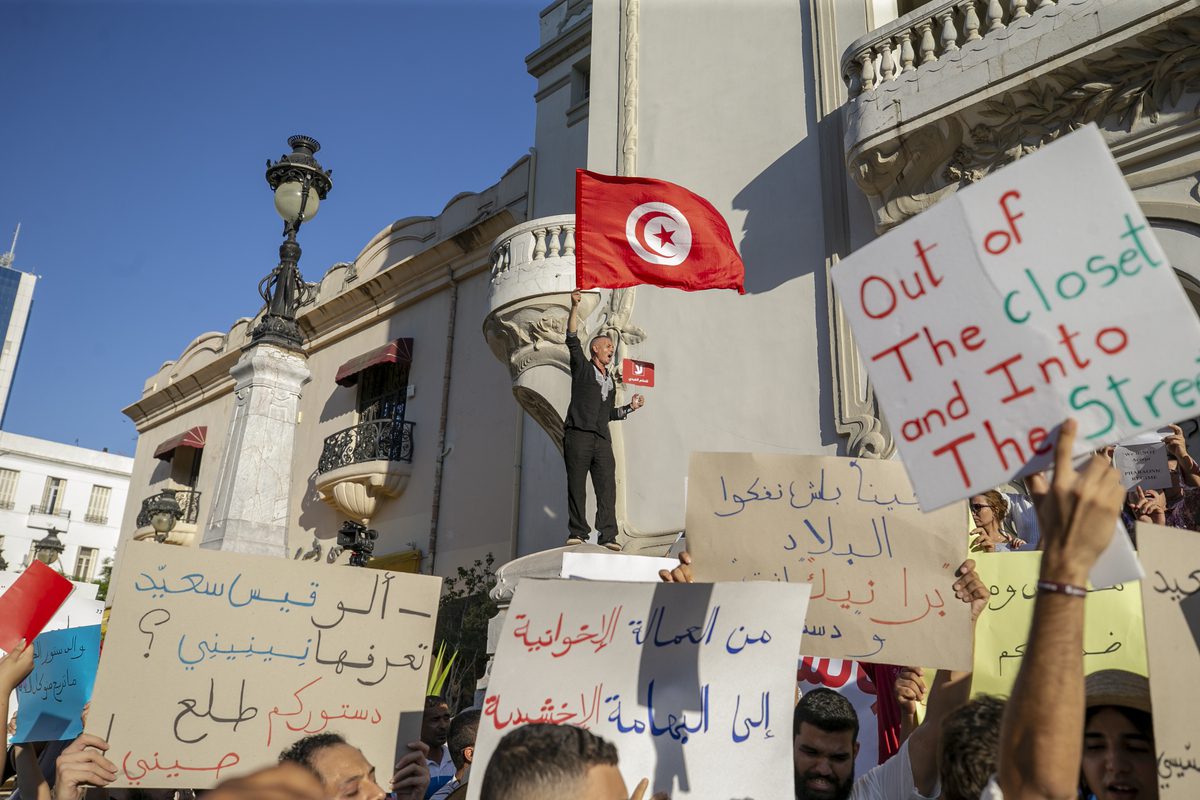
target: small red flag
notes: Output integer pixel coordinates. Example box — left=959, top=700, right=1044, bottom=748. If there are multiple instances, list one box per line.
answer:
left=621, top=359, right=655, bottom=387
left=0, top=560, right=73, bottom=652
left=575, top=169, right=745, bottom=293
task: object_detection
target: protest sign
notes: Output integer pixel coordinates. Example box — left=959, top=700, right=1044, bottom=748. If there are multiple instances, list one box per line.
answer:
left=470, top=579, right=810, bottom=800
left=561, top=552, right=677, bottom=582
left=87, top=541, right=441, bottom=788
left=0, top=561, right=74, bottom=651
left=1113, top=431, right=1172, bottom=490
left=685, top=452, right=972, bottom=670
left=1137, top=522, right=1200, bottom=799
left=13, top=624, right=101, bottom=743
left=0, top=571, right=104, bottom=632
left=971, top=552, right=1146, bottom=698
left=830, top=125, right=1197, bottom=534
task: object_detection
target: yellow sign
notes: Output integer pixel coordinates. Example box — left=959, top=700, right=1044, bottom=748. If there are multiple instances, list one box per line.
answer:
left=972, top=552, right=1147, bottom=697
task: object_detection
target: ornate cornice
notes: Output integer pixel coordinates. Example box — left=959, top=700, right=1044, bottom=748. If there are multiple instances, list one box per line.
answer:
left=950, top=15, right=1200, bottom=183
left=848, top=5, right=1200, bottom=232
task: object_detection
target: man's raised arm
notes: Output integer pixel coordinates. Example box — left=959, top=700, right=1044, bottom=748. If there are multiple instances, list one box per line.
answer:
left=996, top=418, right=1123, bottom=800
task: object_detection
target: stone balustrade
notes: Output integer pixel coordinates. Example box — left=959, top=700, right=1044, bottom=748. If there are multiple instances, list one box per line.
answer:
left=484, top=214, right=600, bottom=453
left=489, top=215, right=578, bottom=308
left=841, top=0, right=1058, bottom=98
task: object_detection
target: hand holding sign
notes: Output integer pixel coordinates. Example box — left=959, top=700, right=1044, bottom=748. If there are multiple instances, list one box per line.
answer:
left=0, top=639, right=35, bottom=695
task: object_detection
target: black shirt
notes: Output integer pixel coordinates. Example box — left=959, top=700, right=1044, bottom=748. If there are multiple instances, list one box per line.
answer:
left=564, top=332, right=628, bottom=438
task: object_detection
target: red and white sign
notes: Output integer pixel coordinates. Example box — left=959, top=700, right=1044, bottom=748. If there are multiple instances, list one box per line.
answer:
left=575, top=170, right=745, bottom=293
left=621, top=359, right=655, bottom=387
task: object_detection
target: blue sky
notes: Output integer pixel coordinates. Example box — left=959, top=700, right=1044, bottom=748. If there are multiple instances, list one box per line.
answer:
left=0, top=0, right=545, bottom=455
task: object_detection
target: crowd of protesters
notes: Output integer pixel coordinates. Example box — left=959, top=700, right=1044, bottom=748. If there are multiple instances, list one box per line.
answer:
left=0, top=417, right=1178, bottom=799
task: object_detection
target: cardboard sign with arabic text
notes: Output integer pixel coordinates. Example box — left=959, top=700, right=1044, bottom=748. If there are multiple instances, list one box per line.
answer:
left=1137, top=522, right=1200, bottom=800
left=685, top=453, right=972, bottom=671
left=13, top=625, right=101, bottom=743
left=87, top=542, right=440, bottom=788
left=470, top=579, right=810, bottom=800
left=971, top=552, right=1145, bottom=698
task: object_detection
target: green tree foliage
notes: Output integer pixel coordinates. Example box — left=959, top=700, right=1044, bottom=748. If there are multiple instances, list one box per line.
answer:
left=434, top=553, right=497, bottom=712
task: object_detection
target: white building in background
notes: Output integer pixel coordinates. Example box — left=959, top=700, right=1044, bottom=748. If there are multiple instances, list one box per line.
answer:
left=0, top=431, right=133, bottom=581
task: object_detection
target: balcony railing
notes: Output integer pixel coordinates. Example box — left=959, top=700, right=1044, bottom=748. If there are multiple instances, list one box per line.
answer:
left=29, top=504, right=70, bottom=519
left=318, top=418, right=415, bottom=476
left=841, top=0, right=1058, bottom=98
left=84, top=513, right=108, bottom=525
left=136, top=489, right=201, bottom=529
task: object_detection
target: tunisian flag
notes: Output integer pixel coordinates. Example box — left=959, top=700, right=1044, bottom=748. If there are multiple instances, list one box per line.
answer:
left=575, top=169, right=745, bottom=293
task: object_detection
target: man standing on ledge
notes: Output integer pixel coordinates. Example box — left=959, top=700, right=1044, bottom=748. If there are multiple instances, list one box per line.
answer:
left=564, top=289, right=645, bottom=550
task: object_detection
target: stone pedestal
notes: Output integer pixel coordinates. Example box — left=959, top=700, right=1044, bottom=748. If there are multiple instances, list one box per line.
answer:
left=201, top=343, right=310, bottom=556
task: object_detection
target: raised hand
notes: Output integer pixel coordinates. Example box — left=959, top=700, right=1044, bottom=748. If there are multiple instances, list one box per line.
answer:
left=658, top=551, right=694, bottom=583
left=1037, top=419, right=1124, bottom=581
left=391, top=741, right=431, bottom=800
left=894, top=667, right=927, bottom=718
left=53, top=734, right=118, bottom=800
left=0, top=638, right=35, bottom=694
left=953, top=559, right=990, bottom=622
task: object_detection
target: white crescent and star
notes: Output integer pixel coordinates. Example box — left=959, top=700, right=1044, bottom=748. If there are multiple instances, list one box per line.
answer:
left=625, top=202, right=693, bottom=266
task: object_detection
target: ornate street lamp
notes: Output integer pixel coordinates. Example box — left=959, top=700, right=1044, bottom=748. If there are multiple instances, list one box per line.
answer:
left=253, top=135, right=334, bottom=349
left=146, top=489, right=183, bottom=543
left=337, top=520, right=378, bottom=568
left=33, top=527, right=65, bottom=565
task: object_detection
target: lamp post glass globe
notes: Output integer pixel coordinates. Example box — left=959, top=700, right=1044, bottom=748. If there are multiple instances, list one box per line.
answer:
left=274, top=180, right=319, bottom=224
left=34, top=530, right=65, bottom=564
left=146, top=489, right=183, bottom=543
left=150, top=510, right=177, bottom=537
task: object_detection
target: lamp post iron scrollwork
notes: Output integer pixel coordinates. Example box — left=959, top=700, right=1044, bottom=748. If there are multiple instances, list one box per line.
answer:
left=253, top=135, right=334, bottom=350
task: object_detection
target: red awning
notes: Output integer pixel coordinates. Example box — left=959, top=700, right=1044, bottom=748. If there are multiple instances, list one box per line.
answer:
left=154, top=426, right=207, bottom=460
left=335, top=338, right=413, bottom=387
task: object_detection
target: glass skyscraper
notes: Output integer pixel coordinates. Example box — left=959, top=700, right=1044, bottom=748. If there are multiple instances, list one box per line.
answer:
left=0, top=261, right=37, bottom=428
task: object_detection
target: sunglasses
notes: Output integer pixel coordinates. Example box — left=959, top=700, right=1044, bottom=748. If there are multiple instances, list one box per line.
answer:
left=970, top=503, right=989, bottom=513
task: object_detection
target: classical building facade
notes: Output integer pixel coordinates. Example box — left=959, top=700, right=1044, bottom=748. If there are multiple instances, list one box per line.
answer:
left=0, top=431, right=132, bottom=581
left=116, top=0, right=1200, bottom=595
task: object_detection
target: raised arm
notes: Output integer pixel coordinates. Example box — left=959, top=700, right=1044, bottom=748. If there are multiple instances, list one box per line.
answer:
left=568, top=290, right=582, bottom=335
left=996, top=419, right=1123, bottom=800
left=904, top=559, right=989, bottom=796
left=1164, top=423, right=1200, bottom=488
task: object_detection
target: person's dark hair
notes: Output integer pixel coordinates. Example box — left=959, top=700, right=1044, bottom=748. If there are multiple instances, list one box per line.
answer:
left=794, top=688, right=859, bottom=741
left=426, top=695, right=449, bottom=709
left=278, top=732, right=347, bottom=776
left=479, top=724, right=618, bottom=800
left=448, top=709, right=482, bottom=771
left=939, top=695, right=1005, bottom=800
left=1085, top=704, right=1153, bottom=736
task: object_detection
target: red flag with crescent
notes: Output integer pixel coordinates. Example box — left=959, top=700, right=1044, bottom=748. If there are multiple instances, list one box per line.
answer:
left=575, top=169, right=745, bottom=293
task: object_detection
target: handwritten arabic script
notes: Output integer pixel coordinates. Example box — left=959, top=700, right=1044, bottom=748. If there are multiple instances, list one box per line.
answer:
left=1137, top=523, right=1200, bottom=800
left=972, top=552, right=1146, bottom=698
left=87, top=541, right=441, bottom=788
left=686, top=452, right=973, bottom=670
left=467, top=579, right=811, bottom=800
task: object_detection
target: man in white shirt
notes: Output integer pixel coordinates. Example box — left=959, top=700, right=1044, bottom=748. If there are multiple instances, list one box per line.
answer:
left=793, top=560, right=990, bottom=800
